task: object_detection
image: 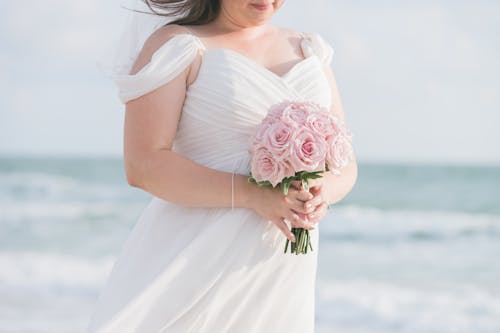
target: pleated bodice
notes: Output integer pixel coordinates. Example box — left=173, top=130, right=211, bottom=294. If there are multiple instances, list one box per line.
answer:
left=113, top=32, right=335, bottom=174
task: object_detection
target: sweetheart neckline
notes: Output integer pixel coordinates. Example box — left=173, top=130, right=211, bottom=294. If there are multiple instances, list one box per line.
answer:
left=187, top=48, right=321, bottom=90
left=173, top=33, right=318, bottom=81
left=204, top=47, right=318, bottom=81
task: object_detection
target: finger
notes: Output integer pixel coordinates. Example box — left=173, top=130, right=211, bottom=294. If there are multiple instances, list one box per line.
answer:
left=292, top=196, right=320, bottom=215
left=282, top=189, right=300, bottom=207
left=303, top=190, right=325, bottom=213
left=307, top=202, right=329, bottom=224
left=284, top=193, right=311, bottom=214
left=284, top=185, right=312, bottom=202
left=309, top=184, right=322, bottom=193
left=288, top=211, right=314, bottom=230
left=295, top=189, right=313, bottom=201
left=291, top=179, right=319, bottom=192
left=290, top=198, right=310, bottom=214
left=308, top=179, right=324, bottom=191
left=276, top=218, right=296, bottom=242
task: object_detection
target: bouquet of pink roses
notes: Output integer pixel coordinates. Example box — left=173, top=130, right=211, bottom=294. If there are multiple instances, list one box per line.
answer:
left=248, top=100, right=354, bottom=254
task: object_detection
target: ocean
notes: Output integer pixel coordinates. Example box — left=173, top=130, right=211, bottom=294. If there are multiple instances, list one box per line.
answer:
left=0, top=156, right=499, bottom=333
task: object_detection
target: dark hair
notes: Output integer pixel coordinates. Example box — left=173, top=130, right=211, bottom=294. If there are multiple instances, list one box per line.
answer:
left=142, top=0, right=221, bottom=26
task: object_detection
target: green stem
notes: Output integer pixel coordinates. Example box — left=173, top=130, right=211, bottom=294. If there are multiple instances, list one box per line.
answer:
left=298, top=228, right=304, bottom=255
left=305, top=230, right=309, bottom=254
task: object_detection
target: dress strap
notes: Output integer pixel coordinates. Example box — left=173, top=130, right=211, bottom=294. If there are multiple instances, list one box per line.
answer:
left=299, top=32, right=335, bottom=66
left=113, top=33, right=205, bottom=104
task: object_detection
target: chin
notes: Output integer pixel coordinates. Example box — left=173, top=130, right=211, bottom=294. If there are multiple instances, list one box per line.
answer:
left=248, top=10, right=276, bottom=23
left=252, top=13, right=274, bottom=21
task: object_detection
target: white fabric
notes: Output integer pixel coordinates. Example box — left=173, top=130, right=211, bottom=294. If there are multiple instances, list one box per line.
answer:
left=301, top=33, right=335, bottom=65
left=87, top=32, right=334, bottom=333
left=113, top=34, right=206, bottom=103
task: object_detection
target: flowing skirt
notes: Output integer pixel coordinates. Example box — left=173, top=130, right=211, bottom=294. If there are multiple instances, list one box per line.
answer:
left=86, top=196, right=319, bottom=332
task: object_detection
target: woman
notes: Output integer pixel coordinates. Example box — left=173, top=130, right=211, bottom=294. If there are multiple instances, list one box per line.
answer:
left=87, top=0, right=358, bottom=332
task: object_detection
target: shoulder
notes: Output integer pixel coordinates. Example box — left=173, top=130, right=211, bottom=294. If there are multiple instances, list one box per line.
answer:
left=129, top=24, right=198, bottom=75
left=115, top=24, right=205, bottom=103
left=143, top=24, right=192, bottom=52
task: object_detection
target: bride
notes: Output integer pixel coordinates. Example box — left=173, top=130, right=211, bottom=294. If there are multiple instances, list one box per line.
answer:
left=87, top=0, right=358, bottom=332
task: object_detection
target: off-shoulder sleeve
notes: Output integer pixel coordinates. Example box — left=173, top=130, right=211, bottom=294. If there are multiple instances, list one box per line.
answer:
left=113, top=34, right=205, bottom=104
left=301, top=32, right=335, bottom=66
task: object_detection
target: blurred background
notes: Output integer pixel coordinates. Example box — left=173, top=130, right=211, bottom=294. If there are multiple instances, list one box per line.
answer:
left=1, top=0, right=499, bottom=332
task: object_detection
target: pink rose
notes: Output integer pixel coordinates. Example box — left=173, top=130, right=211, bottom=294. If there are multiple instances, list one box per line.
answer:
left=262, top=121, right=295, bottom=162
left=280, top=103, right=308, bottom=126
left=305, top=111, right=336, bottom=139
left=289, top=128, right=328, bottom=173
left=328, top=114, right=340, bottom=131
left=250, top=146, right=288, bottom=187
left=326, top=134, right=354, bottom=174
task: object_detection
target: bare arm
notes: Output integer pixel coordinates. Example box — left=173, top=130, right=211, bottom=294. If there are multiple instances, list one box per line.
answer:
left=320, top=158, right=358, bottom=206
left=320, top=64, right=358, bottom=205
left=124, top=26, right=253, bottom=209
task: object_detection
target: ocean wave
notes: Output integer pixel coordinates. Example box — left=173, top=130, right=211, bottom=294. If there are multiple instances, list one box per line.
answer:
left=320, top=205, right=500, bottom=243
left=316, top=279, right=500, bottom=333
left=0, top=171, right=141, bottom=202
left=2, top=201, right=499, bottom=252
left=0, top=201, right=143, bottom=221
left=0, top=251, right=115, bottom=290
left=0, top=251, right=107, bottom=332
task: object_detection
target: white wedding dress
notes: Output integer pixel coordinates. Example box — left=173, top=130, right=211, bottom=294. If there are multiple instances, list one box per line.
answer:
left=86, top=31, right=334, bottom=333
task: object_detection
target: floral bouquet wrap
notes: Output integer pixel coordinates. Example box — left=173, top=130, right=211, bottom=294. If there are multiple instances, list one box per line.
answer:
left=248, top=100, right=354, bottom=254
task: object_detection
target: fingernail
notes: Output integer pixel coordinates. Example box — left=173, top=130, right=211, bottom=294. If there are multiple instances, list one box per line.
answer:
left=309, top=214, right=316, bottom=219
left=306, top=202, right=312, bottom=208
left=291, top=235, right=296, bottom=242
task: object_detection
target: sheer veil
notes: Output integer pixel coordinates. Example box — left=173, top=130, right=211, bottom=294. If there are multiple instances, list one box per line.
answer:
left=99, top=0, right=180, bottom=78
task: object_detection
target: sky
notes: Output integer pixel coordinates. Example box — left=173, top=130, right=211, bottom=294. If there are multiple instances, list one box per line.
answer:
left=1, top=0, right=499, bottom=165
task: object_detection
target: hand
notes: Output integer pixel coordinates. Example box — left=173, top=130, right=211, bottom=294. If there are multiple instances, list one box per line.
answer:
left=247, top=182, right=317, bottom=242
left=290, top=178, right=329, bottom=225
